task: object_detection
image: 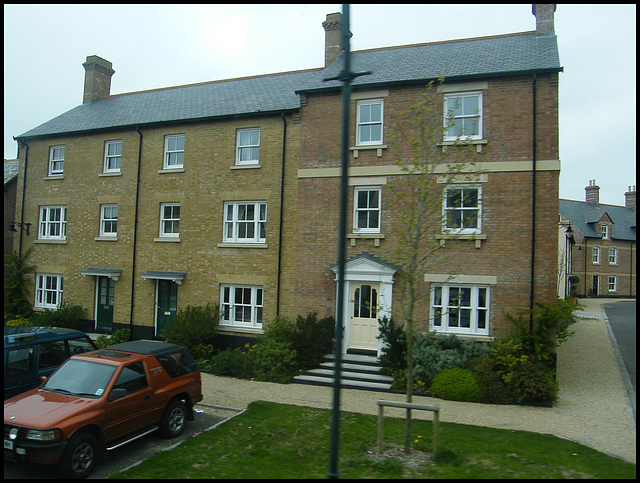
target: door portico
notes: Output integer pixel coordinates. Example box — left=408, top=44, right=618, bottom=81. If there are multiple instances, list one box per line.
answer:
left=331, top=252, right=398, bottom=355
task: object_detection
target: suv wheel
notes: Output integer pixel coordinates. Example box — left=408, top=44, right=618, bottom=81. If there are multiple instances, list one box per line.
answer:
left=58, top=432, right=99, bottom=478
left=160, top=399, right=187, bottom=438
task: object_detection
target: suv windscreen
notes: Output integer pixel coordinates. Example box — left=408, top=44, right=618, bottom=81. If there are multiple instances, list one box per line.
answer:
left=42, top=359, right=117, bottom=398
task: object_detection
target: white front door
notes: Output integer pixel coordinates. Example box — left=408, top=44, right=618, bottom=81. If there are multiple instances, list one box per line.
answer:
left=349, top=282, right=380, bottom=351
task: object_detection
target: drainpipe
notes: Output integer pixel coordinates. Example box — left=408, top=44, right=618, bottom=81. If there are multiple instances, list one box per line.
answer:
left=129, top=127, right=143, bottom=338
left=276, top=113, right=287, bottom=317
left=583, top=238, right=588, bottom=297
left=529, top=72, right=537, bottom=331
left=15, top=138, right=29, bottom=258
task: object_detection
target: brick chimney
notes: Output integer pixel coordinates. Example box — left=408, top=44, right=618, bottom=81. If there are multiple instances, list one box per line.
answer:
left=532, top=4, right=556, bottom=35
left=323, top=12, right=342, bottom=67
left=82, top=55, right=115, bottom=103
left=625, top=185, right=636, bottom=211
left=585, top=179, right=600, bottom=206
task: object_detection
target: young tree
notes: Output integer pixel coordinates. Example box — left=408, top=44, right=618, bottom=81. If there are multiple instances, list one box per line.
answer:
left=4, top=248, right=35, bottom=320
left=387, top=77, right=483, bottom=452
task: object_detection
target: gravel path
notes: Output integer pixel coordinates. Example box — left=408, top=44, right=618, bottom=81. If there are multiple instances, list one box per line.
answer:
left=200, top=298, right=636, bottom=464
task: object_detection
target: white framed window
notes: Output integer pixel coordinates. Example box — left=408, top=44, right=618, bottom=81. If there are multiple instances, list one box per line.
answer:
left=356, top=99, right=383, bottom=146
left=353, top=186, right=381, bottom=233
left=100, top=204, right=118, bottom=236
left=443, top=185, right=481, bottom=234
left=601, top=224, right=609, bottom=239
left=35, top=274, right=64, bottom=309
left=608, top=248, right=617, bottom=265
left=236, top=128, right=260, bottom=165
left=220, top=284, right=263, bottom=328
left=164, top=134, right=185, bottom=169
left=444, top=92, right=482, bottom=141
left=104, top=141, right=122, bottom=173
left=223, top=201, right=266, bottom=243
left=592, top=246, right=600, bottom=264
left=159, top=203, right=180, bottom=237
left=39, top=206, right=67, bottom=240
left=49, top=145, right=65, bottom=175
left=608, top=276, right=617, bottom=292
left=430, top=285, right=489, bottom=335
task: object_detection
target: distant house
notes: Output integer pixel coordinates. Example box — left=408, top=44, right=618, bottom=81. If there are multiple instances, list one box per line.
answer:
left=11, top=5, right=563, bottom=353
left=4, top=159, right=20, bottom=255
left=559, top=181, right=636, bottom=299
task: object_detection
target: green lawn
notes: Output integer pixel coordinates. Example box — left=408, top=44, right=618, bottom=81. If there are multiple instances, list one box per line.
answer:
left=111, top=400, right=635, bottom=479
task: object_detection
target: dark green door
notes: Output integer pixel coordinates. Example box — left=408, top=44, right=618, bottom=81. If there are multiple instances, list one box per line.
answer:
left=96, top=277, right=114, bottom=331
left=156, top=280, right=178, bottom=336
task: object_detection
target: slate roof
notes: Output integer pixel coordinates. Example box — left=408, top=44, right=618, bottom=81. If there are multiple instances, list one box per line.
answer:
left=16, top=31, right=562, bottom=140
left=560, top=199, right=636, bottom=242
left=300, top=31, right=562, bottom=93
left=4, top=160, right=19, bottom=186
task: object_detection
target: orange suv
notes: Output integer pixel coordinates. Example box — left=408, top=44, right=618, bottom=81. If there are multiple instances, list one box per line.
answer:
left=4, top=340, right=202, bottom=478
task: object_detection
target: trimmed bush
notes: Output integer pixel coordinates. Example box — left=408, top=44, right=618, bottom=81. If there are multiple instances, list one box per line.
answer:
left=252, top=338, right=298, bottom=383
left=430, top=367, right=482, bottom=402
left=466, top=356, right=514, bottom=404
left=95, top=329, right=131, bottom=348
left=208, top=346, right=255, bottom=379
left=30, top=302, right=87, bottom=330
left=161, top=303, right=219, bottom=355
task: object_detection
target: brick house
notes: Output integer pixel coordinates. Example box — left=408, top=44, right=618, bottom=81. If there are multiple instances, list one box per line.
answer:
left=11, top=5, right=562, bottom=353
left=559, top=181, right=636, bottom=299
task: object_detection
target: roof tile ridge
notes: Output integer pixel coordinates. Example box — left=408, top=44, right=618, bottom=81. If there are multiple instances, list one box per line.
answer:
left=352, top=30, right=537, bottom=55
left=103, top=66, right=324, bottom=99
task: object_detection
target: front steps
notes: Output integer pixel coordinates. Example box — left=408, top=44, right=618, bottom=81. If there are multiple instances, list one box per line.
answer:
left=294, top=353, right=394, bottom=392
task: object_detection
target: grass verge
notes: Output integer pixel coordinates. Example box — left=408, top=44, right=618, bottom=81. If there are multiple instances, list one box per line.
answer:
left=111, top=400, right=635, bottom=479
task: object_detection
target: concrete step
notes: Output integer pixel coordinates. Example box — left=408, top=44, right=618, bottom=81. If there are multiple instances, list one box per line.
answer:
left=294, top=353, right=394, bottom=393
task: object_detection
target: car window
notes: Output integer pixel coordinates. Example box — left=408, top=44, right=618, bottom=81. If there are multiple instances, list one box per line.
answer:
left=38, top=340, right=67, bottom=370
left=156, top=350, right=196, bottom=377
left=42, top=359, right=117, bottom=397
left=6, top=347, right=35, bottom=376
left=113, top=362, right=148, bottom=395
left=68, top=337, right=95, bottom=355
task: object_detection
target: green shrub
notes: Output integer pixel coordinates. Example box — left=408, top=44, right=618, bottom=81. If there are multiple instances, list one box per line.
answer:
left=209, top=346, right=256, bottom=379
left=412, top=332, right=491, bottom=388
left=430, top=367, right=482, bottom=402
left=252, top=337, right=298, bottom=383
left=377, top=316, right=408, bottom=376
left=30, top=301, right=87, bottom=330
left=4, top=249, right=35, bottom=320
left=161, top=303, right=219, bottom=355
left=466, top=356, right=514, bottom=404
left=4, top=315, right=32, bottom=327
left=291, top=312, right=334, bottom=370
left=502, top=356, right=559, bottom=403
left=95, top=328, right=131, bottom=348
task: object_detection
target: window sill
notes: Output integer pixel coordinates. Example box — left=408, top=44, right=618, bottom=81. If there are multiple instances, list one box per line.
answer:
left=432, top=330, right=493, bottom=342
left=231, top=164, right=261, bottom=170
left=99, top=172, right=122, bottom=177
left=438, top=139, right=488, bottom=153
left=217, top=326, right=264, bottom=336
left=350, top=144, right=387, bottom=158
left=45, top=175, right=64, bottom=180
left=95, top=236, right=118, bottom=242
left=347, top=233, right=385, bottom=247
left=158, top=168, right=185, bottom=174
left=154, top=237, right=181, bottom=242
left=34, top=239, right=67, bottom=245
left=436, top=233, right=486, bottom=249
left=217, top=242, right=268, bottom=249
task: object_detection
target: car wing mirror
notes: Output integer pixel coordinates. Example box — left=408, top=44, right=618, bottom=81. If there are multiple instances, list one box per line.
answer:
left=108, top=388, right=127, bottom=402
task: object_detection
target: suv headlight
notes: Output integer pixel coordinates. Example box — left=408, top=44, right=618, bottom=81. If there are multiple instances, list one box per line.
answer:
left=25, top=429, right=62, bottom=442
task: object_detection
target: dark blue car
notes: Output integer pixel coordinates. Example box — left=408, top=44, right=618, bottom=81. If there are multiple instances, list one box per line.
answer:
left=4, top=327, right=97, bottom=399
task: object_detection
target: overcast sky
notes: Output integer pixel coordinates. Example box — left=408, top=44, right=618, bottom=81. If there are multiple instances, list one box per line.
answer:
left=4, top=4, right=636, bottom=206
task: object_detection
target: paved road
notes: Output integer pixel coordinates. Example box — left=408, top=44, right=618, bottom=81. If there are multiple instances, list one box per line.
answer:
left=603, top=301, right=636, bottom=393
left=3, top=404, right=238, bottom=479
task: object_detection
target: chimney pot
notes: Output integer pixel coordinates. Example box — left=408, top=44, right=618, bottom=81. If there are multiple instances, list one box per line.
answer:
left=323, top=12, right=342, bottom=67
left=83, top=55, right=115, bottom=103
left=532, top=4, right=556, bottom=35
left=625, top=185, right=636, bottom=211
left=585, top=179, right=600, bottom=206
